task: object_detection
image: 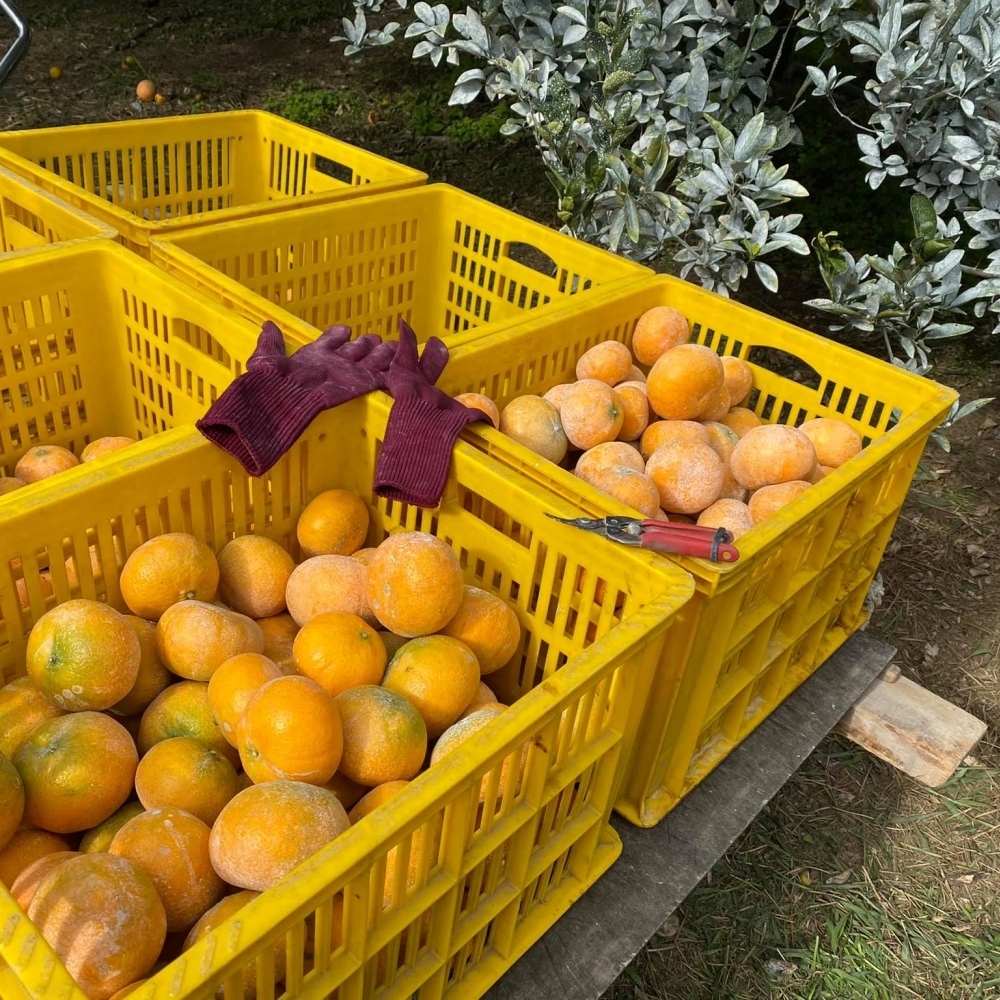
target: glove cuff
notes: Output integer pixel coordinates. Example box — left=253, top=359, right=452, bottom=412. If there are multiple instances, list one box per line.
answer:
left=196, top=369, right=324, bottom=477
left=374, top=394, right=485, bottom=508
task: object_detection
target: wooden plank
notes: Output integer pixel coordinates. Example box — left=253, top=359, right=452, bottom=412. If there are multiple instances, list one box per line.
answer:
left=485, top=632, right=896, bottom=1000
left=835, top=673, right=986, bottom=787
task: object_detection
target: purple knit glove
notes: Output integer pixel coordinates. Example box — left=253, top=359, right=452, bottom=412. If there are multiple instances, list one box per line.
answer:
left=374, top=320, right=494, bottom=508
left=197, top=321, right=396, bottom=476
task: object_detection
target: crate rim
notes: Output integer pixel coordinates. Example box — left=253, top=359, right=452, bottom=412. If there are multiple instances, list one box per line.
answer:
left=0, top=163, right=119, bottom=252
left=449, top=273, right=958, bottom=587
left=0, top=110, right=428, bottom=243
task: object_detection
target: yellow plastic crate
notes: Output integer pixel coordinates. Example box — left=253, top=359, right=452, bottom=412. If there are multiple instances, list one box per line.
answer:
left=0, top=166, right=117, bottom=255
left=0, top=393, right=694, bottom=1000
left=0, top=111, right=427, bottom=256
left=147, top=184, right=649, bottom=345
left=0, top=240, right=265, bottom=484
left=438, top=275, right=957, bottom=827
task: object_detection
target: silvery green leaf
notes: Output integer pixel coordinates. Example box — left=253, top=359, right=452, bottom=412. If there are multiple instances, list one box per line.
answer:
left=733, top=113, right=766, bottom=161
left=923, top=322, right=974, bottom=339
left=952, top=396, right=996, bottom=421
left=555, top=4, right=586, bottom=24
left=755, top=261, right=779, bottom=292
left=868, top=169, right=887, bottom=189
left=686, top=56, right=709, bottom=114
left=563, top=23, right=588, bottom=44
left=858, top=134, right=880, bottom=158
left=767, top=179, right=809, bottom=198
left=876, top=50, right=896, bottom=82
left=806, top=65, right=828, bottom=94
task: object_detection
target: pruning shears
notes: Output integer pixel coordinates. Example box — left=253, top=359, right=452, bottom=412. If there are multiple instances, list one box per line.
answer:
left=546, top=514, right=740, bottom=563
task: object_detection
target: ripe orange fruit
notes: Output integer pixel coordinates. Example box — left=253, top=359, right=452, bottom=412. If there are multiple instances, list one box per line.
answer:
left=334, top=686, right=427, bottom=785
left=351, top=547, right=377, bottom=564
left=14, top=445, right=79, bottom=483
left=499, top=395, right=569, bottom=463
left=323, top=770, right=368, bottom=810
left=209, top=781, right=350, bottom=891
left=614, top=383, right=650, bottom=442
left=15, top=711, right=137, bottom=833
left=718, top=464, right=749, bottom=502
left=238, top=675, right=343, bottom=784
left=0, top=476, right=27, bottom=495
left=432, top=707, right=511, bottom=803
left=698, top=384, right=731, bottom=422
left=26, top=599, right=140, bottom=711
left=183, top=890, right=286, bottom=997
left=110, top=617, right=173, bottom=717
left=292, top=612, right=387, bottom=697
left=453, top=392, right=500, bottom=426
left=79, top=801, right=145, bottom=853
left=798, top=417, right=863, bottom=468
left=702, top=421, right=741, bottom=462
left=560, top=382, right=624, bottom=450
left=218, top=535, right=295, bottom=618
left=0, top=828, right=72, bottom=888
left=256, top=614, right=299, bottom=672
left=382, top=635, right=480, bottom=739
left=136, top=79, right=157, bottom=102
left=461, top=680, right=499, bottom=718
left=10, top=851, right=79, bottom=909
left=120, top=533, right=219, bottom=620
left=721, top=356, right=753, bottom=405
left=639, top=420, right=711, bottom=460
left=367, top=532, right=464, bottom=638
left=347, top=780, right=409, bottom=824
left=0, top=753, right=25, bottom=851
left=720, top=406, right=762, bottom=438
left=748, top=481, right=812, bottom=524
left=438, top=586, right=521, bottom=676
left=207, top=652, right=283, bottom=745
left=0, top=677, right=64, bottom=758
left=575, top=341, right=633, bottom=386
left=585, top=465, right=661, bottom=517
left=134, top=736, right=239, bottom=825
left=542, top=383, right=576, bottom=414
left=155, top=601, right=264, bottom=681
left=110, top=806, right=225, bottom=932
left=646, top=344, right=725, bottom=421
left=576, top=441, right=645, bottom=481
left=632, top=306, right=690, bottom=365
left=730, top=424, right=817, bottom=490
left=80, top=437, right=136, bottom=463
left=27, top=853, right=166, bottom=999
left=697, top=499, right=753, bottom=540
left=297, top=489, right=370, bottom=558
left=286, top=554, right=375, bottom=627
left=139, top=680, right=238, bottom=767
left=645, top=439, right=724, bottom=515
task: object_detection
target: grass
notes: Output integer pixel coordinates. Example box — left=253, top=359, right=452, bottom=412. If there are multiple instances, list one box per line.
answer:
left=605, top=753, right=1000, bottom=1000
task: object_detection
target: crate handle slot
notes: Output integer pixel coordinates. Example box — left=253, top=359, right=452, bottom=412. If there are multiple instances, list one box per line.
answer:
left=312, top=154, right=354, bottom=186
left=505, top=241, right=558, bottom=279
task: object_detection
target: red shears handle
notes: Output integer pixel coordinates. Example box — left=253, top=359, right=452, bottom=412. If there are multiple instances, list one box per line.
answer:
left=637, top=521, right=740, bottom=562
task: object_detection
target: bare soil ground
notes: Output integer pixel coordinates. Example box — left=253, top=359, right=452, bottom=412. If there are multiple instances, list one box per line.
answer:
left=3, top=4, right=999, bottom=995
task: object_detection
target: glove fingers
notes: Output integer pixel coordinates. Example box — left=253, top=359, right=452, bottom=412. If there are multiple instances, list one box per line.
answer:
left=392, top=319, right=422, bottom=373
left=360, top=339, right=398, bottom=371
left=296, top=325, right=354, bottom=363
left=248, top=321, right=287, bottom=366
left=335, top=334, right=381, bottom=363
left=417, top=336, right=449, bottom=385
